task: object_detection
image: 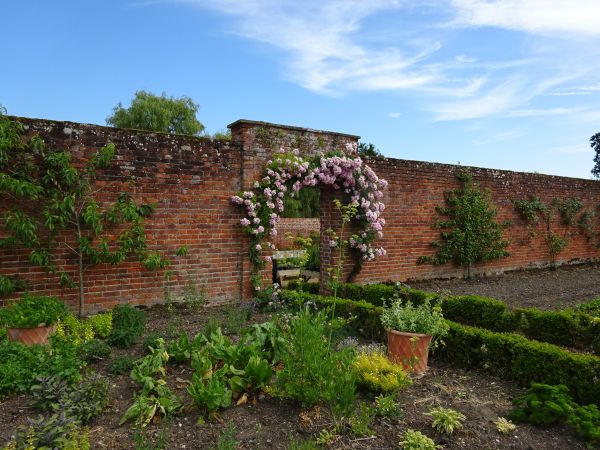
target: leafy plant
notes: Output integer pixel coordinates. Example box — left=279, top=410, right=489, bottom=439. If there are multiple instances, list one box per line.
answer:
left=495, top=417, right=516, bottom=434
left=8, top=419, right=91, bottom=450
left=508, top=384, right=574, bottom=426
left=417, top=172, right=509, bottom=278
left=188, top=369, right=232, bottom=414
left=78, top=338, right=112, bottom=362
left=167, top=332, right=192, bottom=363
left=380, top=300, right=449, bottom=337
left=0, top=295, right=66, bottom=328
left=399, top=429, right=440, bottom=450
left=109, top=355, right=135, bottom=375
left=514, top=196, right=584, bottom=266
left=374, top=393, right=403, bottom=418
left=120, top=339, right=183, bottom=426
left=509, top=383, right=600, bottom=445
left=426, top=406, right=466, bottom=434
left=276, top=307, right=357, bottom=423
left=0, top=114, right=167, bottom=317
left=134, top=427, right=168, bottom=450
left=0, top=338, right=81, bottom=397
left=86, top=311, right=112, bottom=338
left=352, top=351, right=411, bottom=393
left=56, top=313, right=95, bottom=345
left=349, top=402, right=375, bottom=437
left=143, top=332, right=165, bottom=353
left=244, top=355, right=273, bottom=390
left=108, top=305, right=146, bottom=347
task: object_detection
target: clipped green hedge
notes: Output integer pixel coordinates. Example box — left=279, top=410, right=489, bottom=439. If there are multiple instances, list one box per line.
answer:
left=279, top=289, right=600, bottom=405
left=291, top=282, right=600, bottom=353
left=439, top=322, right=600, bottom=406
left=285, top=281, right=320, bottom=294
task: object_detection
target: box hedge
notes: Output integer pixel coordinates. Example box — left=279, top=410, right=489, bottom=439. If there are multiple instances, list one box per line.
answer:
left=286, top=282, right=600, bottom=353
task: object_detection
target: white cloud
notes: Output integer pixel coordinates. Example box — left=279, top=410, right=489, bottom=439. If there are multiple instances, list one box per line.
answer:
left=450, top=0, right=600, bottom=37
left=388, top=112, right=402, bottom=118
left=175, top=0, right=600, bottom=122
left=548, top=83, right=600, bottom=96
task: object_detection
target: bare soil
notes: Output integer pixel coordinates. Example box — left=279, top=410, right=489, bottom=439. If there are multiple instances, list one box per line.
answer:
left=408, top=262, right=600, bottom=310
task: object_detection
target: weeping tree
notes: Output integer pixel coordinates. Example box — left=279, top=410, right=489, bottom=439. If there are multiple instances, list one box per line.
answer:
left=0, top=113, right=167, bottom=316
left=418, top=171, right=510, bottom=278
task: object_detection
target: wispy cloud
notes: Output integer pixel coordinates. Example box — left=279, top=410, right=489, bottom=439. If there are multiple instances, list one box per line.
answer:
left=388, top=112, right=402, bottom=119
left=472, top=129, right=524, bottom=145
left=450, top=0, right=600, bottom=37
left=175, top=0, right=600, bottom=121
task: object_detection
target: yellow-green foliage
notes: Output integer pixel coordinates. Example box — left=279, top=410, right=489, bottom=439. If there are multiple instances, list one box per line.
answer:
left=55, top=314, right=94, bottom=346
left=86, top=312, right=112, bottom=338
left=352, top=351, right=411, bottom=393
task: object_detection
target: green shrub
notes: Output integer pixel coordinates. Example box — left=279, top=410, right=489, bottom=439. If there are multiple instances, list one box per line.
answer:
left=337, top=283, right=396, bottom=307
left=438, top=322, right=600, bottom=405
left=78, top=339, right=112, bottom=362
left=349, top=402, right=375, bottom=437
left=509, top=383, right=600, bottom=445
left=276, top=307, right=357, bottom=417
left=285, top=280, right=320, bottom=294
left=577, top=298, right=600, bottom=317
left=399, top=429, right=439, bottom=450
left=86, top=311, right=112, bottom=338
left=0, top=338, right=82, bottom=397
left=380, top=300, right=449, bottom=337
left=0, top=294, right=66, bottom=328
left=508, top=384, right=574, bottom=426
left=427, top=406, right=466, bottom=434
left=108, top=355, right=135, bottom=375
left=441, top=295, right=515, bottom=332
left=352, top=351, right=411, bottom=393
left=108, top=305, right=146, bottom=348
left=278, top=290, right=383, bottom=339
left=374, top=393, right=403, bottom=418
left=55, top=314, right=95, bottom=345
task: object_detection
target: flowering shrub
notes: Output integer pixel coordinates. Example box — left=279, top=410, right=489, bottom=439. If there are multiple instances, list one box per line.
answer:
left=231, top=143, right=387, bottom=290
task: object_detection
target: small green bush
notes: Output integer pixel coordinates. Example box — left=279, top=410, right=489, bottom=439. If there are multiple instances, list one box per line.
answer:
left=509, top=383, right=600, bottom=445
left=352, top=351, right=411, bottom=393
left=0, top=295, right=66, bottom=328
left=427, top=406, right=466, bottom=434
left=374, top=393, right=403, bottom=418
left=380, top=300, right=449, bottom=337
left=399, top=429, right=439, bottom=450
left=108, top=355, right=135, bottom=375
left=0, top=338, right=82, bottom=397
left=86, top=311, right=112, bottom=338
left=108, top=305, right=146, bottom=348
left=79, top=339, right=112, bottom=362
left=276, top=307, right=357, bottom=417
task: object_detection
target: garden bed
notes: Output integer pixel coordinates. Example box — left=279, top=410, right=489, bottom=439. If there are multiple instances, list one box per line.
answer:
left=408, top=262, right=600, bottom=310
left=0, top=302, right=590, bottom=450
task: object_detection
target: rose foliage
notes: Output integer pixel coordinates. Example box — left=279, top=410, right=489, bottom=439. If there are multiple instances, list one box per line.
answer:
left=231, top=143, right=387, bottom=290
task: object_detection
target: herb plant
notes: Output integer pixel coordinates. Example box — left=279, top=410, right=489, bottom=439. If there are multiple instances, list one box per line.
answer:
left=352, top=351, right=411, bottom=393
left=427, top=406, right=466, bottom=434
left=399, top=429, right=440, bottom=450
left=380, top=300, right=449, bottom=337
left=108, top=305, right=146, bottom=347
left=0, top=295, right=66, bottom=328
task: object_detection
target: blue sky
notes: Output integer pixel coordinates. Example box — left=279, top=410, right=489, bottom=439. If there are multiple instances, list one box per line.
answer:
left=2, top=0, right=599, bottom=178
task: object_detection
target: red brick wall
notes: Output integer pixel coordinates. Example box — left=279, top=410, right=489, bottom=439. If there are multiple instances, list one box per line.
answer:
left=2, top=116, right=599, bottom=312
left=1, top=117, right=246, bottom=313
left=350, top=158, right=600, bottom=283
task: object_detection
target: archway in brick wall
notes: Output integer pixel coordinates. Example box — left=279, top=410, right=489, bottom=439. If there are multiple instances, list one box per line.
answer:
left=230, top=144, right=388, bottom=294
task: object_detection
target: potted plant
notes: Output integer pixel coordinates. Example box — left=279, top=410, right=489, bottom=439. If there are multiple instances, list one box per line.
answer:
left=380, top=300, right=448, bottom=376
left=0, top=294, right=66, bottom=346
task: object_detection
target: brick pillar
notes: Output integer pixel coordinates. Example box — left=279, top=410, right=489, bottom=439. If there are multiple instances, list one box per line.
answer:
left=228, top=120, right=360, bottom=298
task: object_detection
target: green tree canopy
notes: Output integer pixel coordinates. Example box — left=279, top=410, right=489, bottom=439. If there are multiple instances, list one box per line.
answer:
left=106, top=91, right=205, bottom=136
left=358, top=142, right=382, bottom=158
left=591, top=132, right=600, bottom=178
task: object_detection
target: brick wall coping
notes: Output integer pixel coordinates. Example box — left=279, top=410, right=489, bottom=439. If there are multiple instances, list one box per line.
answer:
left=227, top=119, right=361, bottom=140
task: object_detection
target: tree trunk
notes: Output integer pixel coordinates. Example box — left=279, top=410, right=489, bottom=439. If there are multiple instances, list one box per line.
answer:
left=75, top=220, right=85, bottom=318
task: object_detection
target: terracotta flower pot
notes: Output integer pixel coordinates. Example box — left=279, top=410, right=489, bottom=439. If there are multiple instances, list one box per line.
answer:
left=387, top=329, right=432, bottom=376
left=7, top=323, right=57, bottom=346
